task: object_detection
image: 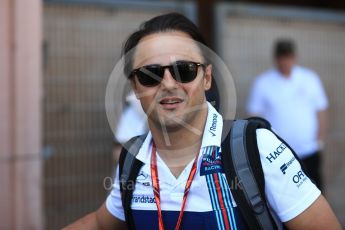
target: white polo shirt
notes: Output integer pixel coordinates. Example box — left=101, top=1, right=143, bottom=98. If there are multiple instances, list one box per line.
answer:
left=247, top=65, right=328, bottom=158
left=106, top=102, right=321, bottom=229
left=115, top=92, right=148, bottom=144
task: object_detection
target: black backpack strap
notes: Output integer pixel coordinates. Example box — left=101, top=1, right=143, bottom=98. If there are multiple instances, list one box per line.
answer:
left=244, top=117, right=270, bottom=204
left=222, top=119, right=278, bottom=230
left=118, top=134, right=147, bottom=230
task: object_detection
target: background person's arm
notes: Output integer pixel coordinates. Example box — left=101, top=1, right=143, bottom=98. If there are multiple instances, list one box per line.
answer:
left=246, top=77, right=265, bottom=117
left=284, top=195, right=341, bottom=230
left=312, top=73, right=329, bottom=148
left=63, top=203, right=127, bottom=230
left=317, top=109, right=328, bottom=149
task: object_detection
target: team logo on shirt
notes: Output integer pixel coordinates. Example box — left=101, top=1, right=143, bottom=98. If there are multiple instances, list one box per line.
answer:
left=137, top=171, right=151, bottom=187
left=137, top=171, right=149, bottom=181
left=200, top=147, right=224, bottom=176
left=280, top=157, right=296, bottom=174
left=266, top=142, right=287, bottom=163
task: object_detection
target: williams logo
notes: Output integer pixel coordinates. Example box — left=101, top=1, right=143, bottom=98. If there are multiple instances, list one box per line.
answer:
left=208, top=113, right=218, bottom=137
left=200, top=147, right=223, bottom=176
left=266, top=142, right=287, bottom=163
left=280, top=157, right=296, bottom=174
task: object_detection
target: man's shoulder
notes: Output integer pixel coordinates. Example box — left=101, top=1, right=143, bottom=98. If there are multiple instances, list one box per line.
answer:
left=294, top=65, right=320, bottom=81
left=254, top=69, right=277, bottom=85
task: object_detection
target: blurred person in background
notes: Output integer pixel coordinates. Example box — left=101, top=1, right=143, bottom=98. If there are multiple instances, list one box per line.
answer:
left=115, top=91, right=148, bottom=144
left=65, top=15, right=339, bottom=229
left=112, top=90, right=149, bottom=164
left=247, top=38, right=329, bottom=190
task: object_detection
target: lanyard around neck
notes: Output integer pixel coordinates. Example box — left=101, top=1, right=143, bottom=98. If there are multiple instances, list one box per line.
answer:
left=150, top=142, right=199, bottom=230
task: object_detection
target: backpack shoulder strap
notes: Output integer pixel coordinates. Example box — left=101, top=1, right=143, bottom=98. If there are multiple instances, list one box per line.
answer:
left=118, top=134, right=147, bottom=230
left=222, top=118, right=278, bottom=230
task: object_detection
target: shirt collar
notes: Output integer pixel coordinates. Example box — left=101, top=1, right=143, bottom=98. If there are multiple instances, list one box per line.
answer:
left=274, top=65, right=298, bottom=80
left=136, top=131, right=153, bottom=164
left=135, top=102, right=223, bottom=164
left=200, top=102, right=223, bottom=148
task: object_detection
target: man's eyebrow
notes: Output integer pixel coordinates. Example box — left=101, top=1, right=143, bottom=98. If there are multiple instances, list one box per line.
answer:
left=133, top=63, right=161, bottom=69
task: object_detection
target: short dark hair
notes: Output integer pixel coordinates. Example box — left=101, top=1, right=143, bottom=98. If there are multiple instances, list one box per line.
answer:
left=274, top=38, right=296, bottom=58
left=122, top=12, right=208, bottom=78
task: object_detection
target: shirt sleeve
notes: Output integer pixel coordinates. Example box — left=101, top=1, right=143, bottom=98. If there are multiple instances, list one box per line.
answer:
left=246, top=78, right=265, bottom=115
left=105, top=165, right=126, bottom=221
left=256, top=128, right=321, bottom=222
left=311, top=75, right=328, bottom=111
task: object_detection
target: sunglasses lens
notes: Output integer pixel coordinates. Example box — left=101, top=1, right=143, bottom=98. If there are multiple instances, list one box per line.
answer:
left=175, top=62, right=198, bottom=83
left=136, top=66, right=164, bottom=86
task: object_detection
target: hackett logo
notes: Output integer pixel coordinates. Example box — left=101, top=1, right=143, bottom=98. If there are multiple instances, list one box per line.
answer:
left=208, top=113, right=218, bottom=137
left=266, top=142, right=287, bottom=163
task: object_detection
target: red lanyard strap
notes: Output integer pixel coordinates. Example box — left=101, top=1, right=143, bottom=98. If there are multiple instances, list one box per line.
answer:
left=150, top=142, right=199, bottom=230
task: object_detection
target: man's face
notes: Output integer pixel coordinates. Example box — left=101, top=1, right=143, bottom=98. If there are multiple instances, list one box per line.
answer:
left=275, top=54, right=296, bottom=76
left=130, top=31, right=212, bottom=131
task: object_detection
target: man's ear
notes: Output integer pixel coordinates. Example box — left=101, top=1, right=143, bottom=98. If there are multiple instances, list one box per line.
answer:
left=204, top=64, right=212, bottom=91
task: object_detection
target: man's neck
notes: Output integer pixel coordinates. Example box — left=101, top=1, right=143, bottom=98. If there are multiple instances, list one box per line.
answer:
left=277, top=69, right=290, bottom=78
left=277, top=66, right=294, bottom=78
left=149, top=104, right=208, bottom=177
left=156, top=141, right=203, bottom=178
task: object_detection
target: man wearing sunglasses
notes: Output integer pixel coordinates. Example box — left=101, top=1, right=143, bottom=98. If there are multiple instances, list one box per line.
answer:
left=65, top=13, right=340, bottom=230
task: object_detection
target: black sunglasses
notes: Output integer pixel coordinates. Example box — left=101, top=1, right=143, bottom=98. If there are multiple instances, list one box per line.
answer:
left=129, top=60, right=206, bottom=87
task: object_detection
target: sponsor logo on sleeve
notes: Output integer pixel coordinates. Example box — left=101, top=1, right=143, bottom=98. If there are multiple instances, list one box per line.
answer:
left=208, top=113, right=218, bottom=137
left=266, top=142, right=287, bottom=163
left=280, top=157, right=296, bottom=174
left=292, top=170, right=308, bottom=188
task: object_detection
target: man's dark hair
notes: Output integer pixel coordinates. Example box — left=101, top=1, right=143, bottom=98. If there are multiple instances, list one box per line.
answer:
left=122, top=12, right=208, bottom=78
left=274, top=38, right=296, bottom=58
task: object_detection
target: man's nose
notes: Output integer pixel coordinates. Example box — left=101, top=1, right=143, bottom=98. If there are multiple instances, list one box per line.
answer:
left=160, top=68, right=178, bottom=89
